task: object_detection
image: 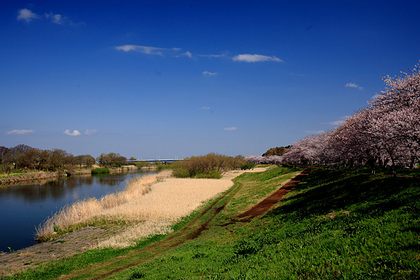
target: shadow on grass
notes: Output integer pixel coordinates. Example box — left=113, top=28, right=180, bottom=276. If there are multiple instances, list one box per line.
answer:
left=267, top=168, right=420, bottom=221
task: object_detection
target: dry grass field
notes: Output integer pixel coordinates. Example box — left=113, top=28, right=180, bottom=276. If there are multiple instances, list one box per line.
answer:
left=35, top=175, right=158, bottom=241
left=97, top=176, right=236, bottom=248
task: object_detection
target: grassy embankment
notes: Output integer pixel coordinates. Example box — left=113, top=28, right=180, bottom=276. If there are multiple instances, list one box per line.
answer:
left=5, top=166, right=420, bottom=279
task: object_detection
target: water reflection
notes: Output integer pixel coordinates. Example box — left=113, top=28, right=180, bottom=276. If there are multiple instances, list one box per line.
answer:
left=0, top=170, right=155, bottom=253
left=0, top=172, right=147, bottom=202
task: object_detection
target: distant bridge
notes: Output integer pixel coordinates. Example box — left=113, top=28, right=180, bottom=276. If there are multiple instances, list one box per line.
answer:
left=126, top=159, right=183, bottom=164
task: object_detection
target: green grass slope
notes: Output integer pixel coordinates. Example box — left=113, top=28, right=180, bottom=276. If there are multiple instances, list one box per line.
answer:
left=5, top=167, right=419, bottom=279
left=118, top=168, right=420, bottom=279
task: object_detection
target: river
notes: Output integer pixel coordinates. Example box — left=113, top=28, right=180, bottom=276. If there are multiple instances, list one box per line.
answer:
left=0, top=170, right=155, bottom=253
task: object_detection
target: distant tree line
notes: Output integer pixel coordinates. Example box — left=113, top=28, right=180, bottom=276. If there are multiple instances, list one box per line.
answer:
left=262, top=146, right=290, bottom=157
left=243, top=146, right=290, bottom=165
left=172, top=153, right=247, bottom=178
left=0, top=144, right=127, bottom=173
left=244, top=155, right=283, bottom=165
left=96, top=152, right=127, bottom=167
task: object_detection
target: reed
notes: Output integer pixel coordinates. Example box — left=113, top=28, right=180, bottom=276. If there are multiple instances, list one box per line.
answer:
left=35, top=175, right=157, bottom=241
left=95, top=177, right=234, bottom=248
left=35, top=173, right=234, bottom=248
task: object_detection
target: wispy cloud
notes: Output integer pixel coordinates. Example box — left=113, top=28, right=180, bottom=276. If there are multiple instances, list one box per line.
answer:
left=46, top=12, right=83, bottom=26
left=322, top=116, right=348, bottom=127
left=64, top=129, right=81, bottom=136
left=305, top=130, right=325, bottom=135
left=115, top=45, right=166, bottom=55
left=180, top=51, right=193, bottom=58
left=84, top=129, right=98, bottom=135
left=345, top=82, right=363, bottom=90
left=115, top=46, right=283, bottom=64
left=6, top=129, right=35, bottom=135
left=17, top=8, right=82, bottom=26
left=202, top=71, right=218, bottom=77
left=115, top=45, right=285, bottom=66
left=17, top=8, right=39, bottom=23
left=233, top=54, right=283, bottom=63
left=200, top=54, right=227, bottom=58
left=45, top=12, right=65, bottom=24
left=201, top=106, right=210, bottom=110
left=224, top=127, right=237, bottom=131
left=330, top=120, right=345, bottom=126
left=115, top=45, right=190, bottom=58
left=371, top=93, right=382, bottom=101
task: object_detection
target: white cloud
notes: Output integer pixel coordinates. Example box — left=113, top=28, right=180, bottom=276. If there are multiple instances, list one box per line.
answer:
left=176, top=51, right=194, bottom=59
left=17, top=8, right=82, bottom=26
left=17, top=8, right=39, bottom=22
left=115, top=45, right=137, bottom=52
left=115, top=45, right=165, bottom=56
left=64, top=129, right=81, bottom=136
left=84, top=129, right=98, bottom=135
left=45, top=12, right=64, bottom=24
left=371, top=93, right=382, bottom=101
left=182, top=51, right=193, bottom=58
left=233, top=54, right=283, bottom=63
left=330, top=120, right=345, bottom=126
left=203, top=71, right=218, bottom=77
left=224, top=127, right=237, bottom=131
left=345, top=82, right=363, bottom=90
left=114, top=47, right=283, bottom=64
left=201, top=106, right=210, bottom=110
left=6, top=129, right=35, bottom=135
left=200, top=54, right=226, bottom=58
left=305, top=130, right=325, bottom=135
left=115, top=45, right=190, bottom=58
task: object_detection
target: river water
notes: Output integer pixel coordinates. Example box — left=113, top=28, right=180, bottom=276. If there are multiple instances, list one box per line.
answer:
left=0, top=170, right=155, bottom=253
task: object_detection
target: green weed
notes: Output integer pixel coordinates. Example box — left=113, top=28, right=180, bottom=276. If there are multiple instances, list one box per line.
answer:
left=195, top=170, right=222, bottom=179
left=91, top=168, right=110, bottom=174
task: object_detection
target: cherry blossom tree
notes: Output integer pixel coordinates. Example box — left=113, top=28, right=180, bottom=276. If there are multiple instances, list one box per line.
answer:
left=244, top=155, right=282, bottom=164
left=282, top=62, right=420, bottom=171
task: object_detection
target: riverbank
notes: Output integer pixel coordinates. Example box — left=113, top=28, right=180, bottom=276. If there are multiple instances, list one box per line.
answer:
left=0, top=165, right=139, bottom=186
left=0, top=171, right=61, bottom=186
left=0, top=168, right=266, bottom=277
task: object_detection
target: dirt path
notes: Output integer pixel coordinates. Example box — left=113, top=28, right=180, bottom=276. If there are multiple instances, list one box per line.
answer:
left=238, top=168, right=310, bottom=220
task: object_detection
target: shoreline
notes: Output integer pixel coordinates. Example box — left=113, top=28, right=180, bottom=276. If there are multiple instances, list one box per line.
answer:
left=0, top=165, right=140, bottom=187
left=0, top=171, right=61, bottom=186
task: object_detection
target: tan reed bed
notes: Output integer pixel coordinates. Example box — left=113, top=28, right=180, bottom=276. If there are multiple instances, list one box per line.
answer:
left=35, top=170, right=245, bottom=247
left=96, top=177, right=235, bottom=248
left=35, top=175, right=158, bottom=241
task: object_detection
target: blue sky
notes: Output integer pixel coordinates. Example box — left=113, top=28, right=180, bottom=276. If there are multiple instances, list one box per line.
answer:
left=1, top=0, right=419, bottom=159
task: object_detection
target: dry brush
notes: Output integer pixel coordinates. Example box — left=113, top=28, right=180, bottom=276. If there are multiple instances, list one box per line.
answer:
left=35, top=175, right=157, bottom=241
